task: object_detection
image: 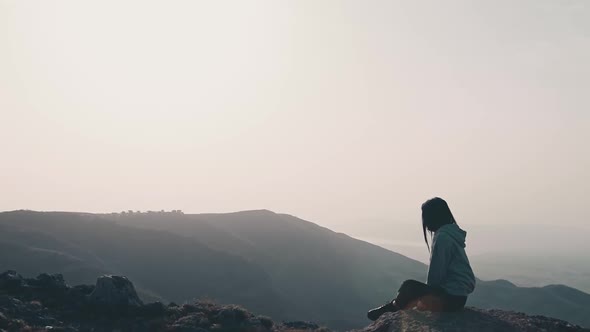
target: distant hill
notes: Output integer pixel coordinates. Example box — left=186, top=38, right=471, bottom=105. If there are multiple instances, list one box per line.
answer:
left=471, top=252, right=590, bottom=294
left=1, top=210, right=590, bottom=330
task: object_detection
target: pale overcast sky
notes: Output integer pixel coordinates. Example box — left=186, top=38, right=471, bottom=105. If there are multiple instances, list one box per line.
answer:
left=1, top=1, right=589, bottom=248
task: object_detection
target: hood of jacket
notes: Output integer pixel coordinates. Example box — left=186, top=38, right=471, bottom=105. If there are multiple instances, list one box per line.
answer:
left=437, top=223, right=467, bottom=248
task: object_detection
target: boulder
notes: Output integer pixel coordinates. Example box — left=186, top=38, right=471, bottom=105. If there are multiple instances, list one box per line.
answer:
left=0, top=270, right=25, bottom=289
left=355, top=307, right=590, bottom=332
left=29, top=273, right=68, bottom=289
left=87, top=275, right=143, bottom=306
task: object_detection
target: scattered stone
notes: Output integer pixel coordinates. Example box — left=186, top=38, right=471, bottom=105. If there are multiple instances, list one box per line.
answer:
left=281, top=321, right=321, bottom=330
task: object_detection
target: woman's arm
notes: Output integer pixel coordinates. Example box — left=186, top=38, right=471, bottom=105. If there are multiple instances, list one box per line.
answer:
left=426, top=232, right=453, bottom=286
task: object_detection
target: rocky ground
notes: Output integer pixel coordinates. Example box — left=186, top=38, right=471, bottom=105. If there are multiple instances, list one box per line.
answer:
left=355, top=307, right=590, bottom=332
left=0, top=270, right=328, bottom=332
left=1, top=270, right=589, bottom=332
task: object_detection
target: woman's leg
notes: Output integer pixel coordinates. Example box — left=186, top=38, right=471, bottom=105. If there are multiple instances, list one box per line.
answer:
left=394, top=279, right=437, bottom=309
left=397, top=281, right=467, bottom=312
left=368, top=279, right=459, bottom=321
left=368, top=279, right=434, bottom=321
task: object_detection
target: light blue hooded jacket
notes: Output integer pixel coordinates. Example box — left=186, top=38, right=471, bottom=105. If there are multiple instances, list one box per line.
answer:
left=426, top=223, right=476, bottom=296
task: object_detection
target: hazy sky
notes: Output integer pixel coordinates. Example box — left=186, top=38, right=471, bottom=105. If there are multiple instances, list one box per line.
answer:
left=2, top=1, right=589, bottom=248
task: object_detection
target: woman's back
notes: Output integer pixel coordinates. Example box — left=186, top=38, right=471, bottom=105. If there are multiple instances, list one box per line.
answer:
left=427, top=223, right=475, bottom=296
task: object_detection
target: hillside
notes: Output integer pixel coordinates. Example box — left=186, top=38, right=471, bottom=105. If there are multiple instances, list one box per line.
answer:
left=2, top=210, right=590, bottom=329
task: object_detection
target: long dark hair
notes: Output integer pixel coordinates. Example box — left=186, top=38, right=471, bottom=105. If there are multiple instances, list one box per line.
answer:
left=421, top=197, right=457, bottom=252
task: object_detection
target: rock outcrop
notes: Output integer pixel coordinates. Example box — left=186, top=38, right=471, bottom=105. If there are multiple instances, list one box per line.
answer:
left=0, top=270, right=328, bottom=332
left=356, top=307, right=590, bottom=332
left=88, top=275, right=143, bottom=306
left=0, top=271, right=25, bottom=289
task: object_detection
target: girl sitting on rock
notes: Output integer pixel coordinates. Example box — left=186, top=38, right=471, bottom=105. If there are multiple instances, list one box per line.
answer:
left=368, top=197, right=476, bottom=321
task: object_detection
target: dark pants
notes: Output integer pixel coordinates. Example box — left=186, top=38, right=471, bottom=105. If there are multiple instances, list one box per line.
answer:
left=394, top=279, right=467, bottom=312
